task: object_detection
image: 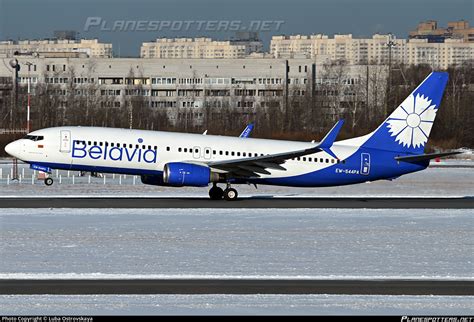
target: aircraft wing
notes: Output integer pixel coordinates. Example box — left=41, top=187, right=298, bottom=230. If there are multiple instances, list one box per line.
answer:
left=208, top=120, right=344, bottom=178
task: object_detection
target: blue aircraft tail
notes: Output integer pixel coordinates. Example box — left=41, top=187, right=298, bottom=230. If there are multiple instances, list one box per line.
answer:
left=362, top=71, right=449, bottom=154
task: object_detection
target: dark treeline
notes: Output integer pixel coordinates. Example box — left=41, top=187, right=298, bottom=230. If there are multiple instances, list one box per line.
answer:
left=0, top=63, right=472, bottom=157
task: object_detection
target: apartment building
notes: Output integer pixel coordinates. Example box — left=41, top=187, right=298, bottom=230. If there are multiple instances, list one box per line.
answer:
left=409, top=20, right=474, bottom=43
left=0, top=39, right=113, bottom=58
left=140, top=37, right=263, bottom=59
left=0, top=57, right=382, bottom=124
left=270, top=33, right=473, bottom=68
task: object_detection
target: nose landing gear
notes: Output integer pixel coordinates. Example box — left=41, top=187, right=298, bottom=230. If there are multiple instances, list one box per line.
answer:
left=44, top=177, right=54, bottom=186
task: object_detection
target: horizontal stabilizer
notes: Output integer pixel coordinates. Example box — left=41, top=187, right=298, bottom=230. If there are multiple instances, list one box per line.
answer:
left=395, top=151, right=462, bottom=163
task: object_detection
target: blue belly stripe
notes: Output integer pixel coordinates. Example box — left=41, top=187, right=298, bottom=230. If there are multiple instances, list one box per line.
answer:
left=25, top=161, right=162, bottom=176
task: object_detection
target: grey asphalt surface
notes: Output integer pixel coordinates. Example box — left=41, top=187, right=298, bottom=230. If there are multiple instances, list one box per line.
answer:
left=1, top=279, right=472, bottom=295
left=0, top=197, right=472, bottom=208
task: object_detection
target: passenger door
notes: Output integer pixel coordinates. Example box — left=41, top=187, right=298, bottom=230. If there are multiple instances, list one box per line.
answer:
left=360, top=153, right=370, bottom=176
left=193, top=146, right=201, bottom=159
left=204, top=147, right=212, bottom=160
left=59, top=130, right=71, bottom=153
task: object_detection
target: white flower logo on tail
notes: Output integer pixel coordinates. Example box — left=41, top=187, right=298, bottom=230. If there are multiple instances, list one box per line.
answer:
left=386, top=93, right=437, bottom=148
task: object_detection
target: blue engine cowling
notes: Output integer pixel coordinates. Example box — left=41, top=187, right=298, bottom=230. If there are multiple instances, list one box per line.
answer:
left=163, top=162, right=211, bottom=187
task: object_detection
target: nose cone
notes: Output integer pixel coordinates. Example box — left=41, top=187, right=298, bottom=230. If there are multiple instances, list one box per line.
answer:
left=5, top=140, right=20, bottom=158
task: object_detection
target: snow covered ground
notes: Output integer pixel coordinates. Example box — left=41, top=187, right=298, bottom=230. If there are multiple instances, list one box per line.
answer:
left=1, top=294, right=473, bottom=315
left=1, top=208, right=472, bottom=278
left=1, top=206, right=472, bottom=315
left=0, top=165, right=473, bottom=197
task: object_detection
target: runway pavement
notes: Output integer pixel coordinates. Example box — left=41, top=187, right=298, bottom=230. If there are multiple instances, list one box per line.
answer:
left=0, top=279, right=472, bottom=295
left=0, top=196, right=472, bottom=208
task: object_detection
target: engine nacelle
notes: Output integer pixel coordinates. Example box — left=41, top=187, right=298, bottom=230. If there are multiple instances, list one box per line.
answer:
left=163, top=162, right=217, bottom=187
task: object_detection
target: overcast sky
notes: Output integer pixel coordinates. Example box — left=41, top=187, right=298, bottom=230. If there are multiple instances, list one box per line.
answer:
left=0, top=0, right=472, bottom=56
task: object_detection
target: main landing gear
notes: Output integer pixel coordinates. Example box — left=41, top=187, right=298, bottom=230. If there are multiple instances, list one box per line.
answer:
left=209, top=183, right=238, bottom=201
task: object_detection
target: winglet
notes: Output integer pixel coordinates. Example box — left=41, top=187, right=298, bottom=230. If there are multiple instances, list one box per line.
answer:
left=317, top=119, right=344, bottom=159
left=239, top=123, right=254, bottom=138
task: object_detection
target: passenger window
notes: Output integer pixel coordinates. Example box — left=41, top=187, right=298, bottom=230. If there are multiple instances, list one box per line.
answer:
left=154, top=146, right=157, bottom=150
left=326, top=159, right=329, bottom=163
left=88, top=141, right=92, bottom=145
left=142, top=145, right=146, bottom=149
left=129, top=144, right=133, bottom=148
left=331, top=159, right=335, bottom=163
left=219, top=151, right=223, bottom=155
left=194, top=148, right=198, bottom=153
left=206, top=149, right=210, bottom=154
left=178, top=148, right=182, bottom=152
left=303, top=157, right=306, bottom=161
left=148, top=145, right=151, bottom=150
left=99, top=142, right=103, bottom=147
left=320, top=158, right=323, bottom=162
left=231, top=151, right=235, bottom=156
left=243, top=152, right=246, bottom=157
left=136, top=144, right=139, bottom=149
left=225, top=151, right=229, bottom=156
left=308, top=157, right=312, bottom=162
left=166, top=147, right=170, bottom=151
left=184, top=148, right=187, bottom=152
left=111, top=143, right=114, bottom=147
left=212, top=150, right=216, bottom=155
left=237, top=152, right=241, bottom=157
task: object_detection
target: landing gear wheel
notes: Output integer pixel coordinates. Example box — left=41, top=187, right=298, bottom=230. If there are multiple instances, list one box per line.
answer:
left=44, top=177, right=53, bottom=186
left=223, top=188, right=238, bottom=201
left=209, top=186, right=224, bottom=200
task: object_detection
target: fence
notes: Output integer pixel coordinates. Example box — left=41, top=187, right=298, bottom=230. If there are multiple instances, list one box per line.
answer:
left=0, top=164, right=140, bottom=186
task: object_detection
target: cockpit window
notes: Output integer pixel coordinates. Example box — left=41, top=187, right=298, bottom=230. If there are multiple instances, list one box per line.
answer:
left=23, top=135, right=44, bottom=141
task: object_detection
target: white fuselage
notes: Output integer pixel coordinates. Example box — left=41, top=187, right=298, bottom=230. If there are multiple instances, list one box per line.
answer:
left=7, top=126, right=364, bottom=181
